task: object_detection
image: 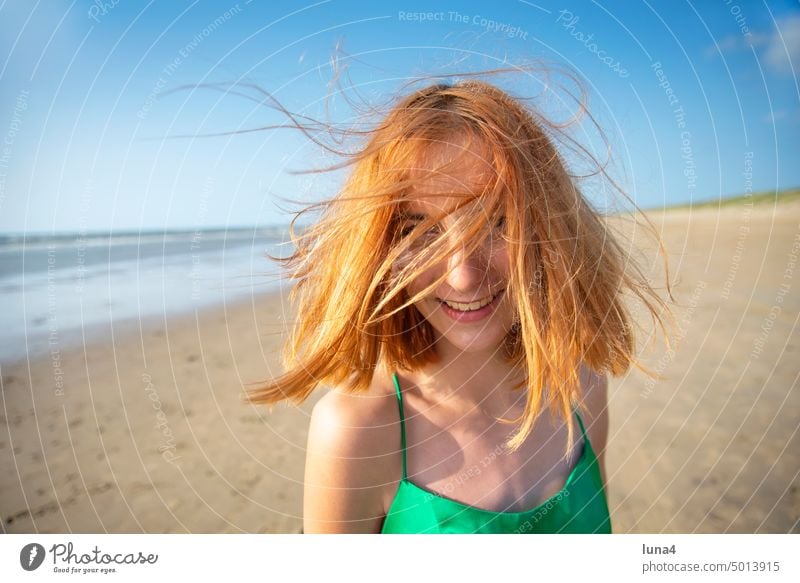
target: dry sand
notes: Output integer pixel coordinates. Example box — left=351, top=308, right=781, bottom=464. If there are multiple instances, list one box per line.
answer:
left=1, top=200, right=798, bottom=533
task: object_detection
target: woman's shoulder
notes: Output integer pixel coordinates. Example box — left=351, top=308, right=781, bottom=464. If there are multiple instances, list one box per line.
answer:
left=308, top=369, right=401, bottom=461
left=304, top=370, right=402, bottom=532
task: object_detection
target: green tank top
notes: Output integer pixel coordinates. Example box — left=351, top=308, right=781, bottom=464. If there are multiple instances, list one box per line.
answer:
left=381, top=373, right=612, bottom=534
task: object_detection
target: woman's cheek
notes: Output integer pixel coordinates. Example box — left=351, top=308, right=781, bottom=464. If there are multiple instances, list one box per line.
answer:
left=405, top=270, right=436, bottom=305
left=490, top=240, right=511, bottom=274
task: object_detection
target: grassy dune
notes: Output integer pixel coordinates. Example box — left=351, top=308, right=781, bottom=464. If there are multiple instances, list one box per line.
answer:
left=652, top=187, right=800, bottom=212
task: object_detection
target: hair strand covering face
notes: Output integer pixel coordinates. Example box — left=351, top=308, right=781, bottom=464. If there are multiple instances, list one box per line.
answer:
left=242, top=67, right=677, bottom=460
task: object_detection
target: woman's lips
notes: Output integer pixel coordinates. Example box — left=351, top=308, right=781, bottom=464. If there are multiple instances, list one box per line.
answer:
left=436, top=289, right=505, bottom=323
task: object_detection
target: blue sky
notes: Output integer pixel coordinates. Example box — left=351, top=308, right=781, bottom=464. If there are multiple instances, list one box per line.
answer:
left=0, top=0, right=798, bottom=234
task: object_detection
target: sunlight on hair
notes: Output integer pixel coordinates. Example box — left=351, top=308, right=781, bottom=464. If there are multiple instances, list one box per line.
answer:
left=243, top=62, right=677, bottom=459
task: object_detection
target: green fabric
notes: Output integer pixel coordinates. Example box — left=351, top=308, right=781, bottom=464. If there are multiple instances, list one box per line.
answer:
left=381, top=373, right=612, bottom=534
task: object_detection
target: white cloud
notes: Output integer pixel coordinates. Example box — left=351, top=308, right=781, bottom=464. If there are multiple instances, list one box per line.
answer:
left=763, top=109, right=800, bottom=124
left=709, top=13, right=800, bottom=76
left=763, top=14, right=800, bottom=74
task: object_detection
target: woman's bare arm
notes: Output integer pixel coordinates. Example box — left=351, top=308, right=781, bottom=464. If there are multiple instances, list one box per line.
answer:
left=303, top=390, right=395, bottom=533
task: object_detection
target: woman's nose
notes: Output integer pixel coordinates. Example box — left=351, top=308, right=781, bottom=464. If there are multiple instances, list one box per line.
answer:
left=444, top=245, right=489, bottom=292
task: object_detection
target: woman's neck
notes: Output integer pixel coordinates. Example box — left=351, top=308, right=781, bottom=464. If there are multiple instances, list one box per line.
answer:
left=408, top=340, right=528, bottom=418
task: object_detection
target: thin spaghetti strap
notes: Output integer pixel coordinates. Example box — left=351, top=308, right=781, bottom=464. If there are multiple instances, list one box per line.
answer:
left=574, top=408, right=588, bottom=440
left=391, top=372, right=408, bottom=480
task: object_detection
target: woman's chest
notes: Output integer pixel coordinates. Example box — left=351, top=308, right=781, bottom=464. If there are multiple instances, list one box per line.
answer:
left=400, top=410, right=583, bottom=514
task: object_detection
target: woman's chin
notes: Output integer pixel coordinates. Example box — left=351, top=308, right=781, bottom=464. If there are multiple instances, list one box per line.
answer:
left=434, top=331, right=510, bottom=356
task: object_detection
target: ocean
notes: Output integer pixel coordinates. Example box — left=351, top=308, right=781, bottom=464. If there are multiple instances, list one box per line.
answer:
left=0, top=227, right=292, bottom=363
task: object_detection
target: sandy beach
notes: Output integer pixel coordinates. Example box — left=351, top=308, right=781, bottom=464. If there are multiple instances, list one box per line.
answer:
left=2, top=200, right=798, bottom=533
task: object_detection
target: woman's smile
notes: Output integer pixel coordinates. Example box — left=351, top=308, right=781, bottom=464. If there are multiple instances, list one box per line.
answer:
left=396, top=135, right=517, bottom=355
left=436, top=289, right=505, bottom=322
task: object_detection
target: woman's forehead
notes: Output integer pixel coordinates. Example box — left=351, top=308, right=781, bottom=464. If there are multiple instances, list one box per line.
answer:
left=403, top=137, right=496, bottom=215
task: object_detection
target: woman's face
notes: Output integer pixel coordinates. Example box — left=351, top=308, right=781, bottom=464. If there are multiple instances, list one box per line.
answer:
left=398, top=137, right=517, bottom=357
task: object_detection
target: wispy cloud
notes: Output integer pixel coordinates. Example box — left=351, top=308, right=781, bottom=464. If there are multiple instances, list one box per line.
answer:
left=763, top=14, right=800, bottom=74
left=763, top=109, right=800, bottom=124
left=709, top=14, right=800, bottom=76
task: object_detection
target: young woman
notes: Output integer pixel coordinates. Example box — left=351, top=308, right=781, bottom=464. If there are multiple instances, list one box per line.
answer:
left=247, top=76, right=672, bottom=534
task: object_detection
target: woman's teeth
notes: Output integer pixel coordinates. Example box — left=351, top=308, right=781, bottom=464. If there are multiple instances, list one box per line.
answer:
left=441, top=293, right=498, bottom=312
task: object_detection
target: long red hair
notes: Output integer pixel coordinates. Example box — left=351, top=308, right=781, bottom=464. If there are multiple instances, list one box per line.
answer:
left=244, top=70, right=675, bottom=456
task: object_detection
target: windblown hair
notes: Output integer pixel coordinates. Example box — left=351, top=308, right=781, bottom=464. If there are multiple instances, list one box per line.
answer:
left=245, top=70, right=675, bottom=456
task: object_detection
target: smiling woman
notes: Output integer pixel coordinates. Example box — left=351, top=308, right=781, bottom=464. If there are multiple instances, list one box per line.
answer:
left=245, top=68, right=674, bottom=534
left=395, top=136, right=517, bottom=358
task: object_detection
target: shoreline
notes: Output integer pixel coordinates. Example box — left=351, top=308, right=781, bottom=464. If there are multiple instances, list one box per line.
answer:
left=0, top=280, right=291, bottom=368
